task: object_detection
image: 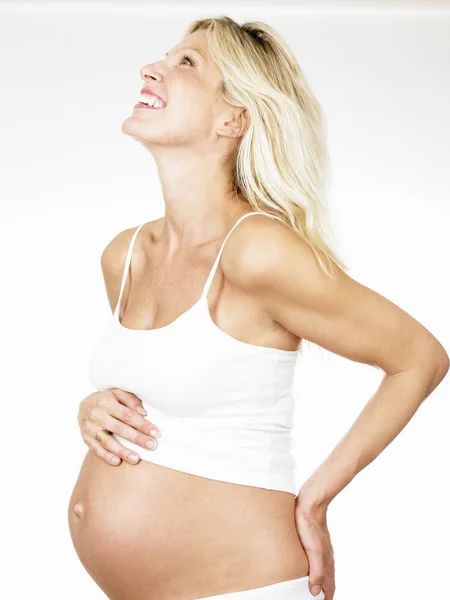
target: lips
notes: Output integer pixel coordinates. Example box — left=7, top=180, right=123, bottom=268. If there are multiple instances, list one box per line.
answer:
left=140, top=87, right=167, bottom=107
left=135, top=102, right=163, bottom=110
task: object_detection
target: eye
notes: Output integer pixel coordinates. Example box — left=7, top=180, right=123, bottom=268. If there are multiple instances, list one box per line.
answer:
left=180, top=54, right=195, bottom=67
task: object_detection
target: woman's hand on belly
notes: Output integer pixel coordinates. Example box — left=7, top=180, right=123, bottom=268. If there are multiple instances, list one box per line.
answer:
left=78, top=388, right=161, bottom=466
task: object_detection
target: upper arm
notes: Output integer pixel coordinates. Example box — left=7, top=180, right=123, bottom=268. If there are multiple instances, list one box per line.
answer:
left=223, top=218, right=449, bottom=376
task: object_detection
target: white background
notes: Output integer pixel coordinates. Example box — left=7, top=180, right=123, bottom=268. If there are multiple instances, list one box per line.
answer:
left=1, top=1, right=449, bottom=599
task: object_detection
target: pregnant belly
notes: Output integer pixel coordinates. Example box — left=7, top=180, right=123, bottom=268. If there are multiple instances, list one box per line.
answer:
left=68, top=450, right=310, bottom=600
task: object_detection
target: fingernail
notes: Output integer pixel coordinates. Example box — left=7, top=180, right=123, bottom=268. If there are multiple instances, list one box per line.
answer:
left=150, top=429, right=161, bottom=438
left=137, top=407, right=147, bottom=416
left=311, top=585, right=322, bottom=596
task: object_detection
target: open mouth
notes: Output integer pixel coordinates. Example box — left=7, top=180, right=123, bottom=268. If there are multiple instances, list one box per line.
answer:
left=135, top=101, right=165, bottom=110
left=136, top=92, right=166, bottom=109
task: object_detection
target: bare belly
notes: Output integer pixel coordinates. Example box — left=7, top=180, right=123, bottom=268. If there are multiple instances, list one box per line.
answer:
left=68, top=450, right=310, bottom=600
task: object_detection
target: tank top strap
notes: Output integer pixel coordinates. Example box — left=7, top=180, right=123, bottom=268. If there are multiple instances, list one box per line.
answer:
left=200, top=211, right=285, bottom=300
left=114, top=223, right=146, bottom=318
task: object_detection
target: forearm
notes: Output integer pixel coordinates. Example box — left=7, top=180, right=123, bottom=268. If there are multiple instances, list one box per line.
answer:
left=296, top=358, right=448, bottom=513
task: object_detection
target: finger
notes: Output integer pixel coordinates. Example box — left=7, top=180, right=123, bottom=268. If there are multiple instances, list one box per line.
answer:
left=82, top=432, right=122, bottom=466
left=101, top=412, right=159, bottom=453
left=322, top=580, right=336, bottom=600
left=88, top=407, right=158, bottom=457
left=322, top=557, right=336, bottom=599
left=84, top=420, right=146, bottom=464
left=97, top=398, right=161, bottom=442
left=85, top=400, right=160, bottom=458
left=97, top=394, right=160, bottom=437
left=110, top=388, right=147, bottom=416
left=90, top=426, right=143, bottom=465
left=310, top=583, right=324, bottom=597
left=308, top=556, right=325, bottom=597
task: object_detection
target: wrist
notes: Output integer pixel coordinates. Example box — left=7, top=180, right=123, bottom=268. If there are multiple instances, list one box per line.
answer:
left=295, top=482, right=330, bottom=517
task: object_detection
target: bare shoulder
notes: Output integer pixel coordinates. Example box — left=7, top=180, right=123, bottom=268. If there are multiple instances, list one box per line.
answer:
left=100, top=217, right=163, bottom=313
left=221, top=212, right=305, bottom=285
left=220, top=211, right=312, bottom=307
left=101, top=217, right=163, bottom=273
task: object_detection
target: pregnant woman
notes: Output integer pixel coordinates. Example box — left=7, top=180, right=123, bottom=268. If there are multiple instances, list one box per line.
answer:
left=68, top=16, right=449, bottom=600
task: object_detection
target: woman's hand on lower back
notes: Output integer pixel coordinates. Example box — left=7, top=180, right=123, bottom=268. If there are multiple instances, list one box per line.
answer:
left=77, top=389, right=161, bottom=466
left=293, top=496, right=336, bottom=600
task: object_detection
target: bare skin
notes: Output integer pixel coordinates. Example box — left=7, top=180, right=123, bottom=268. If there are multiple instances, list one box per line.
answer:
left=68, top=218, right=311, bottom=600
left=69, top=456, right=310, bottom=600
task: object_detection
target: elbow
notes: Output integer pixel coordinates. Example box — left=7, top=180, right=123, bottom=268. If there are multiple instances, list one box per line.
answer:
left=435, top=349, right=450, bottom=384
left=422, top=344, right=450, bottom=398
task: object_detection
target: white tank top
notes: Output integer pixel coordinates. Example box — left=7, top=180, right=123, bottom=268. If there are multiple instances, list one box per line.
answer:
left=88, top=211, right=299, bottom=494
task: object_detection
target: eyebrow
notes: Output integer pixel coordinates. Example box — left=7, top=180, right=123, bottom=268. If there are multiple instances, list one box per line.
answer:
left=165, top=47, right=206, bottom=61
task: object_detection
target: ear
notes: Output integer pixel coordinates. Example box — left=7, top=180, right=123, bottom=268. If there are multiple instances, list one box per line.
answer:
left=217, top=108, right=249, bottom=139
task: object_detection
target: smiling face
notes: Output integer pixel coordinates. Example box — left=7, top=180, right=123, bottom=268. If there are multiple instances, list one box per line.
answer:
left=121, top=29, right=241, bottom=153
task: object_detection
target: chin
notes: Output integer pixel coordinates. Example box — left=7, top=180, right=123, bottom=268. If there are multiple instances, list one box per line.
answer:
left=120, top=117, right=149, bottom=138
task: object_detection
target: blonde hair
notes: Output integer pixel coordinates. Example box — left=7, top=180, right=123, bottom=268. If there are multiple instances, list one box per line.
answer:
left=184, top=16, right=349, bottom=277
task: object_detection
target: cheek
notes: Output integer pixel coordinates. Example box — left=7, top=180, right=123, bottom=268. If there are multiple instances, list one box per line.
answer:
left=172, top=77, right=211, bottom=115
left=168, top=98, right=215, bottom=137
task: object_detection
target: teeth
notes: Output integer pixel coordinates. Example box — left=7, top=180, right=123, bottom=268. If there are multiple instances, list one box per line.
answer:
left=139, top=93, right=165, bottom=108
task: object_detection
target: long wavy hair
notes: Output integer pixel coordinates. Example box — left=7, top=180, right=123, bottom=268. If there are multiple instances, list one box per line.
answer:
left=184, top=16, right=348, bottom=277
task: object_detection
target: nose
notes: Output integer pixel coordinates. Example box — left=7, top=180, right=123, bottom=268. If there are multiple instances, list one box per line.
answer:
left=140, top=62, right=163, bottom=83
